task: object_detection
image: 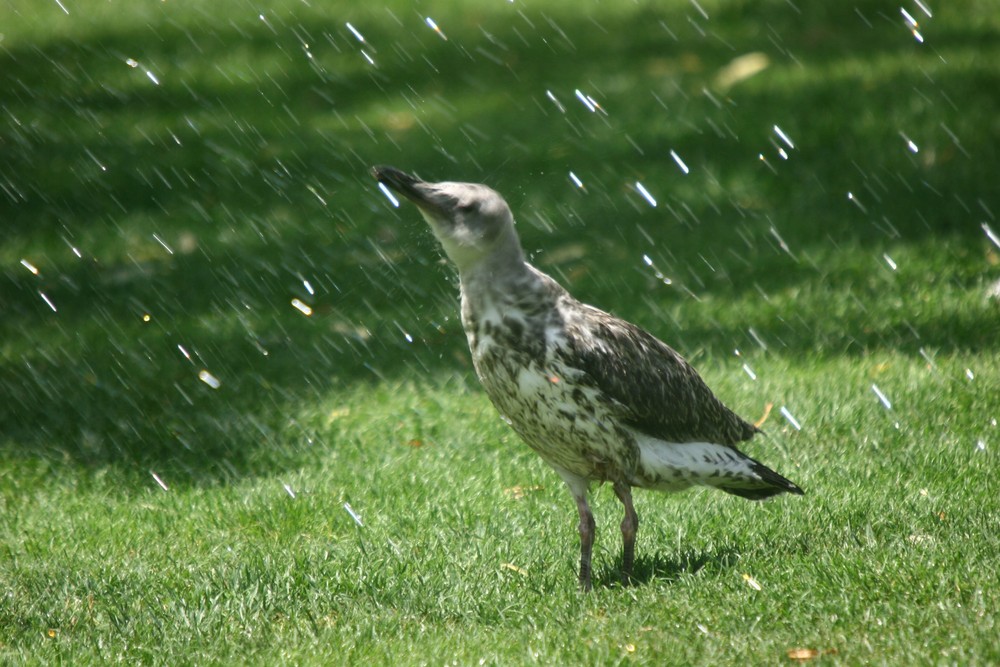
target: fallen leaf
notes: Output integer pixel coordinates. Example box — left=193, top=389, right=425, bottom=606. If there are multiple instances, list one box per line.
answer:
left=501, top=563, right=528, bottom=576
left=503, top=485, right=544, bottom=500
left=714, top=52, right=770, bottom=89
left=405, top=439, right=424, bottom=448
left=325, top=407, right=351, bottom=425
left=786, top=648, right=819, bottom=661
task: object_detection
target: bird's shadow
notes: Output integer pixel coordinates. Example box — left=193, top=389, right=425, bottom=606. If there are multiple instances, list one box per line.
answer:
left=595, top=547, right=742, bottom=589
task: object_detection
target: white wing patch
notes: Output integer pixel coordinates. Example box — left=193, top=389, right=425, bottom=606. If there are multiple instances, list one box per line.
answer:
left=631, top=430, right=759, bottom=492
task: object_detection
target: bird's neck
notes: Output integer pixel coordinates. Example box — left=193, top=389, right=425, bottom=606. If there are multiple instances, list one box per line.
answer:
left=457, top=236, right=547, bottom=324
left=455, top=227, right=529, bottom=288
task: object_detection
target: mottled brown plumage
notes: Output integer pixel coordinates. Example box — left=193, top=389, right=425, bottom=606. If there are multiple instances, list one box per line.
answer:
left=372, top=165, right=803, bottom=590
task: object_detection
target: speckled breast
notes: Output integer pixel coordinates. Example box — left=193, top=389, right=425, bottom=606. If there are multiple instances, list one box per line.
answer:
left=467, top=314, right=638, bottom=482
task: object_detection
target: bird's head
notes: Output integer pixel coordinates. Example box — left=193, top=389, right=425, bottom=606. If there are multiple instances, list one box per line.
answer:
left=372, top=165, right=523, bottom=274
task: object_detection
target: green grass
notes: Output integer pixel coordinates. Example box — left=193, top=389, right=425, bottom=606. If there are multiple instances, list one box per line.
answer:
left=2, top=0, right=999, bottom=664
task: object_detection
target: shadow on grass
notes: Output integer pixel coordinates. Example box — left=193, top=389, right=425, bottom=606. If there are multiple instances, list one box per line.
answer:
left=596, top=547, right=741, bottom=589
left=1, top=0, right=997, bottom=483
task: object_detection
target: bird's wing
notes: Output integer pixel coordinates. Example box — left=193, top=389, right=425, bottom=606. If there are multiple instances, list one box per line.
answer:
left=558, top=297, right=758, bottom=446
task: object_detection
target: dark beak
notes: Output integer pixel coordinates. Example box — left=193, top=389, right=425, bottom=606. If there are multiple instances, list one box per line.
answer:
left=371, top=165, right=430, bottom=205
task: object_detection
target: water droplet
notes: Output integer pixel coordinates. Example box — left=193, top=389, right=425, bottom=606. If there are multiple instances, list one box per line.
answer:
left=773, top=125, right=795, bottom=150
left=425, top=16, right=448, bottom=40
left=642, top=254, right=672, bottom=285
left=871, top=383, right=893, bottom=410
left=152, top=233, right=174, bottom=255
left=670, top=149, right=690, bottom=174
left=900, top=9, right=924, bottom=42
left=742, top=364, right=757, bottom=380
left=343, top=502, right=364, bottom=527
left=545, top=90, right=566, bottom=113
left=291, top=298, right=313, bottom=316
left=345, top=22, right=366, bottom=43
left=982, top=223, right=1000, bottom=250
left=574, top=89, right=597, bottom=113
left=769, top=225, right=795, bottom=258
left=198, top=370, right=222, bottom=389
left=748, top=328, right=769, bottom=351
left=758, top=153, right=778, bottom=174
left=883, top=253, right=897, bottom=270
left=150, top=471, right=169, bottom=491
left=634, top=181, right=657, bottom=207
left=568, top=171, right=585, bottom=189
left=780, top=405, right=802, bottom=430
left=20, top=258, right=39, bottom=275
left=39, top=292, right=57, bottom=312
left=377, top=181, right=399, bottom=207
left=847, top=191, right=868, bottom=214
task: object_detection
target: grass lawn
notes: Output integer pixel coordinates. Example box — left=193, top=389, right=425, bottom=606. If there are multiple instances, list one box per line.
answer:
left=2, top=0, right=999, bottom=664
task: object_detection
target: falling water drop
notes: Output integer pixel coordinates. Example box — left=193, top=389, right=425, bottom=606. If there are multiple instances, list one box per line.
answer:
left=574, top=89, right=597, bottom=113
left=291, top=298, right=314, bottom=316
left=425, top=17, right=448, bottom=40
left=345, top=22, right=366, bottom=43
left=635, top=182, right=657, bottom=207
left=982, top=223, right=1000, bottom=250
left=39, top=292, right=57, bottom=312
left=378, top=181, right=400, bottom=207
left=198, top=370, right=222, bottom=389
left=871, top=383, right=893, bottom=410
left=779, top=406, right=802, bottom=430
left=847, top=192, right=868, bottom=214
left=150, top=471, right=169, bottom=491
left=344, top=502, right=364, bottom=527
left=773, top=125, right=795, bottom=150
left=545, top=90, right=566, bottom=113
left=670, top=149, right=690, bottom=174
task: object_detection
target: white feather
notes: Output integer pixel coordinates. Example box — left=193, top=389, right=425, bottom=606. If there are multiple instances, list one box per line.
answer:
left=631, top=430, right=758, bottom=492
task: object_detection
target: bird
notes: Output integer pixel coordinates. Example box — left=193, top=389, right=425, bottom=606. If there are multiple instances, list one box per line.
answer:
left=371, top=165, right=803, bottom=590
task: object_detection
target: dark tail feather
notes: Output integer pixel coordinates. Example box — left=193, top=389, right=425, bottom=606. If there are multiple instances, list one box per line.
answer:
left=718, top=453, right=804, bottom=500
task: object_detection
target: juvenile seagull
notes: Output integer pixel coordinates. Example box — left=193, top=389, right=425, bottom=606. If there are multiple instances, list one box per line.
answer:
left=372, top=165, right=803, bottom=590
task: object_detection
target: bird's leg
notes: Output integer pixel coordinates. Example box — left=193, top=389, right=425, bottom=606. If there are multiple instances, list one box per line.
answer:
left=572, top=492, right=596, bottom=591
left=613, top=481, right=638, bottom=585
